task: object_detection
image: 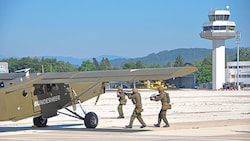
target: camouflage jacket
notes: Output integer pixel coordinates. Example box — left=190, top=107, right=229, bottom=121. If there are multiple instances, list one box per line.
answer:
left=155, top=91, right=171, bottom=110
left=128, top=92, right=143, bottom=112
left=117, top=92, right=127, bottom=105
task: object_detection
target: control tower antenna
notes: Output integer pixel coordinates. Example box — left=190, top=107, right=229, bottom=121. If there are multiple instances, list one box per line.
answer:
left=200, top=6, right=236, bottom=90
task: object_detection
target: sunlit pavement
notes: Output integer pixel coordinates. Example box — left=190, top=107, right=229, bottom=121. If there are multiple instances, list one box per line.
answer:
left=1, top=89, right=250, bottom=141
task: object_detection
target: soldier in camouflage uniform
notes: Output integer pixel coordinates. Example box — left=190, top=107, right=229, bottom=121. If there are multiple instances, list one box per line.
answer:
left=151, top=87, right=170, bottom=127
left=125, top=88, right=146, bottom=128
left=117, top=88, right=127, bottom=118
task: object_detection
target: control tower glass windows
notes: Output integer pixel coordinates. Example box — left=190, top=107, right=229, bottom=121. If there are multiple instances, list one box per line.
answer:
left=224, top=15, right=229, bottom=20
left=213, top=26, right=226, bottom=30
left=203, top=26, right=212, bottom=31
left=209, top=15, right=229, bottom=21
left=209, top=15, right=215, bottom=22
left=203, top=26, right=234, bottom=31
left=229, top=26, right=235, bottom=30
left=216, top=15, right=224, bottom=21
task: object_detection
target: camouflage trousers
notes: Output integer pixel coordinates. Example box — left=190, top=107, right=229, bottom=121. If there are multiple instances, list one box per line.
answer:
left=128, top=109, right=146, bottom=127
left=157, top=109, right=169, bottom=125
left=117, top=104, right=124, bottom=117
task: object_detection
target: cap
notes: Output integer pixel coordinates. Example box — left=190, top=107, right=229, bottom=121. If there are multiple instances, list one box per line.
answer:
left=132, top=88, right=138, bottom=93
left=118, top=87, right=123, bottom=92
left=158, top=87, right=164, bottom=92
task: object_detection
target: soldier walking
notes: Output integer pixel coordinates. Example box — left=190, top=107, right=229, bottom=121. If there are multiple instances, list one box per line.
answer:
left=151, top=87, right=171, bottom=127
left=126, top=88, right=146, bottom=128
left=117, top=88, right=127, bottom=118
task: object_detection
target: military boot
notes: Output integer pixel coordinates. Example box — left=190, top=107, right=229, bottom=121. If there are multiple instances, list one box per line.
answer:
left=117, top=115, right=124, bottom=119
left=140, top=124, right=146, bottom=128
left=163, top=122, right=170, bottom=127
left=154, top=118, right=161, bottom=127
left=137, top=117, right=146, bottom=128
left=125, top=125, right=132, bottom=128
left=154, top=124, right=160, bottom=127
left=126, top=116, right=135, bottom=128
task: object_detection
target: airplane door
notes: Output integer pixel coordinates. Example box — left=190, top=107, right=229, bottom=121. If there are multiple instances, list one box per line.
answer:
left=32, top=83, right=71, bottom=118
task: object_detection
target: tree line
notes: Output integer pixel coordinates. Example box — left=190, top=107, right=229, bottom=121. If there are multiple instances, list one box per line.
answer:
left=1, top=47, right=249, bottom=85
left=0, top=56, right=187, bottom=72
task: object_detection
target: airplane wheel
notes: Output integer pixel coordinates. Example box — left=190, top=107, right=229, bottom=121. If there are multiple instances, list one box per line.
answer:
left=33, top=116, right=47, bottom=127
left=84, top=112, right=98, bottom=128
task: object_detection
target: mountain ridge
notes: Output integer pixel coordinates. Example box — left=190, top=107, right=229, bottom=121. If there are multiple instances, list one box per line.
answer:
left=110, top=48, right=237, bottom=66
left=0, top=48, right=239, bottom=66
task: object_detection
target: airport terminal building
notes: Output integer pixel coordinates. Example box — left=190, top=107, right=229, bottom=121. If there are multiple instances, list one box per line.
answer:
left=226, top=61, right=250, bottom=88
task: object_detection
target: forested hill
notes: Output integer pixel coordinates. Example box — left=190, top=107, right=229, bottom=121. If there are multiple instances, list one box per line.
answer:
left=0, top=48, right=239, bottom=67
left=110, top=48, right=236, bottom=66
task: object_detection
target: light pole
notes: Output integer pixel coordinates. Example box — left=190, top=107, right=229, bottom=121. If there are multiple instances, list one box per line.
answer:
left=236, top=31, right=241, bottom=90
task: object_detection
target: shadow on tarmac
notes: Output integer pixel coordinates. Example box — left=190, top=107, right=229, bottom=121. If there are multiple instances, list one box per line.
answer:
left=0, top=123, right=151, bottom=133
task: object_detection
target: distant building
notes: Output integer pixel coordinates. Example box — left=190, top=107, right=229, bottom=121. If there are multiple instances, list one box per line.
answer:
left=226, top=61, right=250, bottom=88
left=0, top=62, right=9, bottom=73
left=108, top=74, right=196, bottom=89
left=165, top=74, right=196, bottom=89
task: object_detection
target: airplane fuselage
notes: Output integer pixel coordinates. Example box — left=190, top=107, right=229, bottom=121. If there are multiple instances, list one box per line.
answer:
left=0, top=73, right=105, bottom=121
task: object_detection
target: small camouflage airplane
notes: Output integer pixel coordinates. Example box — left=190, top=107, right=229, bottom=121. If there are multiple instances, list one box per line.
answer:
left=0, top=66, right=196, bottom=128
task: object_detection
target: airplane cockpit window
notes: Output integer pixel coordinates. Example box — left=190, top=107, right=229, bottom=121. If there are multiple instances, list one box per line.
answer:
left=46, top=84, right=58, bottom=93
left=34, top=84, right=44, bottom=95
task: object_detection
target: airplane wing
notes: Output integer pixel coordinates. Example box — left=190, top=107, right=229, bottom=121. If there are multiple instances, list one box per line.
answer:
left=39, top=66, right=197, bottom=83
left=0, top=68, right=31, bottom=83
left=0, top=73, right=25, bottom=82
left=37, top=66, right=197, bottom=105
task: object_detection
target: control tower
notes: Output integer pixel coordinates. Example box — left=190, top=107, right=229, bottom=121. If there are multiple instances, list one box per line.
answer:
left=200, top=6, right=236, bottom=90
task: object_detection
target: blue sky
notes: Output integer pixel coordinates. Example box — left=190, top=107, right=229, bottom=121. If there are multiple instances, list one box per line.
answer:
left=0, top=0, right=249, bottom=59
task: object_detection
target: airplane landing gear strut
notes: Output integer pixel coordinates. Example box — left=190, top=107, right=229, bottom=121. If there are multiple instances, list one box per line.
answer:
left=58, top=89, right=98, bottom=128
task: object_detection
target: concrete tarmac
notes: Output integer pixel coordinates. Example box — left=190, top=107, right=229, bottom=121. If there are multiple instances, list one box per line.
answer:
left=0, top=89, right=250, bottom=141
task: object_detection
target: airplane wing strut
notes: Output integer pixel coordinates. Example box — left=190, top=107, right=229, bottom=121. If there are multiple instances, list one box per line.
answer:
left=72, top=89, right=87, bottom=115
